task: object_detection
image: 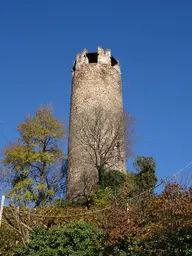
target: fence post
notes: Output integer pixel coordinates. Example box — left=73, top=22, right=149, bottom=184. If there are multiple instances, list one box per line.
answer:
left=0, top=195, right=5, bottom=227
left=126, top=202, right=130, bottom=223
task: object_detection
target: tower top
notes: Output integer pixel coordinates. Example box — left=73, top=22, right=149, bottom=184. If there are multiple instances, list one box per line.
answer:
left=72, top=46, right=120, bottom=72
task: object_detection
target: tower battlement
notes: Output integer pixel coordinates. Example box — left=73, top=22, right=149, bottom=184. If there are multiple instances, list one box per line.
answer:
left=73, top=46, right=120, bottom=72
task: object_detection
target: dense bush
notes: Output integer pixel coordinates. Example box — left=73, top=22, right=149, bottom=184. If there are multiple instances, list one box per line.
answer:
left=140, top=228, right=192, bottom=256
left=104, top=236, right=141, bottom=256
left=0, top=227, right=20, bottom=256
left=99, top=169, right=126, bottom=192
left=14, top=221, right=106, bottom=256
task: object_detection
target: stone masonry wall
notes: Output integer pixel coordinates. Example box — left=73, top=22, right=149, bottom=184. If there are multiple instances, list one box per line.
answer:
left=67, top=47, right=126, bottom=201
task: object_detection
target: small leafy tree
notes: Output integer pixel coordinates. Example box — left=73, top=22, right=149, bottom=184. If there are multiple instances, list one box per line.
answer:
left=2, top=106, right=65, bottom=207
left=133, top=156, right=157, bottom=220
left=133, top=156, right=157, bottom=193
left=14, top=221, right=106, bottom=256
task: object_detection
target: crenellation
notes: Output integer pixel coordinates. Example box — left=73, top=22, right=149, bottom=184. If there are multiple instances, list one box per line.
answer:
left=105, top=49, right=111, bottom=57
left=75, top=49, right=89, bottom=70
left=97, top=46, right=111, bottom=65
left=73, top=46, right=120, bottom=73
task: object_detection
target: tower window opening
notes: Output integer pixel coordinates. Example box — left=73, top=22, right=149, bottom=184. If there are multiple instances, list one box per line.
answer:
left=86, top=53, right=98, bottom=63
left=111, top=56, right=118, bottom=66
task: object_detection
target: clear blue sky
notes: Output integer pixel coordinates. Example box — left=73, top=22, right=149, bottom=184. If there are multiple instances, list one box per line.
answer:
left=0, top=0, right=192, bottom=186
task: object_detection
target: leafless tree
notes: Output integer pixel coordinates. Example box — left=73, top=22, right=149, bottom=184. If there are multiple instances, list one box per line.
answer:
left=74, top=107, right=134, bottom=178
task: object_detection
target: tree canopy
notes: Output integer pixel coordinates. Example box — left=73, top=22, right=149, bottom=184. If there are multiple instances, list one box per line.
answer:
left=2, top=106, right=65, bottom=207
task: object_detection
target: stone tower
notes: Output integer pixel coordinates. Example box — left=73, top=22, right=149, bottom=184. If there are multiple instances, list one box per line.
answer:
left=67, top=47, right=126, bottom=201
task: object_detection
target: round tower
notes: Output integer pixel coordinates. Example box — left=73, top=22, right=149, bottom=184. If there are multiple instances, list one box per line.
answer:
left=67, top=47, right=126, bottom=201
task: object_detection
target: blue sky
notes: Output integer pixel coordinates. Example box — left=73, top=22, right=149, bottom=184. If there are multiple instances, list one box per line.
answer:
left=0, top=0, right=192, bottom=189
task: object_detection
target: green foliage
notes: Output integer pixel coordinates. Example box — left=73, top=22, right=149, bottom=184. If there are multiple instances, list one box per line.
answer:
left=141, top=228, right=192, bottom=256
left=104, top=236, right=141, bottom=256
left=2, top=106, right=65, bottom=207
left=99, top=169, right=126, bottom=192
left=0, top=227, right=21, bottom=256
left=104, top=229, right=192, bottom=256
left=91, top=169, right=126, bottom=207
left=14, top=221, right=106, bottom=256
left=133, top=156, right=157, bottom=193
left=91, top=187, right=111, bottom=207
left=53, top=198, right=73, bottom=208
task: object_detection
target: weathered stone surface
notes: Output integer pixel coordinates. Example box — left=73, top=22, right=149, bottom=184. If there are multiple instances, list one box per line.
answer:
left=67, top=47, right=126, bottom=201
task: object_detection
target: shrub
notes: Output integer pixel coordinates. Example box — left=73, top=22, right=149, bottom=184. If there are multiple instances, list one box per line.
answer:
left=141, top=228, right=192, bottom=256
left=53, top=198, right=73, bottom=208
left=104, top=236, right=141, bottom=256
left=14, top=221, right=106, bottom=256
left=91, top=187, right=111, bottom=207
left=0, top=227, right=20, bottom=256
left=99, top=169, right=125, bottom=193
